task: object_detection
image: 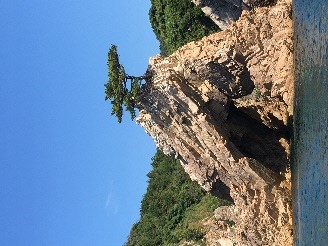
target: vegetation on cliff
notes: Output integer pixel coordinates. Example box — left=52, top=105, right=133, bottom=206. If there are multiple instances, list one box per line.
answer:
left=105, top=0, right=220, bottom=122
left=105, top=45, right=149, bottom=123
left=105, top=1, right=220, bottom=122
left=124, top=150, right=229, bottom=246
left=149, top=0, right=220, bottom=56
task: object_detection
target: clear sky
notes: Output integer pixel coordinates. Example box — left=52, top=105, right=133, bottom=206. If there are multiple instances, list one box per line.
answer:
left=0, top=1, right=159, bottom=245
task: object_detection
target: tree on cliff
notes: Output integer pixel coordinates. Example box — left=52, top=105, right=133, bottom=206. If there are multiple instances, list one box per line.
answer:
left=106, top=2, right=220, bottom=122
left=105, top=45, right=150, bottom=123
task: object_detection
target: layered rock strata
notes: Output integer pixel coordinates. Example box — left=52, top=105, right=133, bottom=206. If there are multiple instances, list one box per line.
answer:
left=137, top=0, right=293, bottom=245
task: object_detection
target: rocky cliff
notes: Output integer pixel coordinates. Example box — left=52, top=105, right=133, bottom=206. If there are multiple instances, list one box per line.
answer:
left=137, top=0, right=293, bottom=245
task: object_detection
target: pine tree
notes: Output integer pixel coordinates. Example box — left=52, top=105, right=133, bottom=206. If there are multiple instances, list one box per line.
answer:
left=105, top=45, right=149, bottom=123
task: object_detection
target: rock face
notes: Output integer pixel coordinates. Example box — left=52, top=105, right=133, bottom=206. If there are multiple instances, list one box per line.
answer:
left=137, top=0, right=293, bottom=245
left=191, top=0, right=277, bottom=30
left=191, top=0, right=245, bottom=30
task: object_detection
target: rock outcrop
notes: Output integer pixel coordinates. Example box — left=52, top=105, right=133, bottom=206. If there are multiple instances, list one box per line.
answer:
left=191, top=0, right=245, bottom=30
left=191, top=0, right=277, bottom=30
left=137, top=0, right=293, bottom=245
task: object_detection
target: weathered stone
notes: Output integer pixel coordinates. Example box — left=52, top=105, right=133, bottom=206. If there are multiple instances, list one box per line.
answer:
left=192, top=0, right=245, bottom=30
left=137, top=0, right=293, bottom=245
left=191, top=0, right=277, bottom=30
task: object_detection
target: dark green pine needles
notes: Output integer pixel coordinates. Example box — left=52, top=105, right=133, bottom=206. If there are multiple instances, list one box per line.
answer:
left=105, top=45, right=145, bottom=123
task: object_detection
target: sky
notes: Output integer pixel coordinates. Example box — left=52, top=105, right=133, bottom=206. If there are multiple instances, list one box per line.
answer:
left=0, top=1, right=159, bottom=245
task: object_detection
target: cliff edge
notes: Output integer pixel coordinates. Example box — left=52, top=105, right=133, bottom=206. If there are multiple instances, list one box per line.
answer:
left=137, top=0, right=293, bottom=245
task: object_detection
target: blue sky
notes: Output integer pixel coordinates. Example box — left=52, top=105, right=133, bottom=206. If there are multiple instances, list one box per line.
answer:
left=0, top=1, right=158, bottom=245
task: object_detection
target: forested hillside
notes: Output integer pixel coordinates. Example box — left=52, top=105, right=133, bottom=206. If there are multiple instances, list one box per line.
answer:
left=149, top=0, right=220, bottom=55
left=125, top=151, right=229, bottom=245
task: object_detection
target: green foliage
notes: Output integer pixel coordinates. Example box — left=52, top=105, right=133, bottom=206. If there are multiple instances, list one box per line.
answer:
left=149, top=0, right=220, bottom=56
left=125, top=150, right=229, bottom=245
left=184, top=228, right=205, bottom=243
left=105, top=45, right=144, bottom=123
left=173, top=194, right=231, bottom=245
left=181, top=194, right=231, bottom=226
left=253, top=87, right=262, bottom=100
left=223, top=220, right=236, bottom=227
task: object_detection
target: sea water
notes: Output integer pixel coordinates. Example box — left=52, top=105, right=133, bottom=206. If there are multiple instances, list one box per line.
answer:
left=293, top=0, right=328, bottom=245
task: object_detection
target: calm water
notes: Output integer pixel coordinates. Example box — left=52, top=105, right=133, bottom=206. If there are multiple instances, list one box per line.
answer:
left=293, top=0, right=328, bottom=245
